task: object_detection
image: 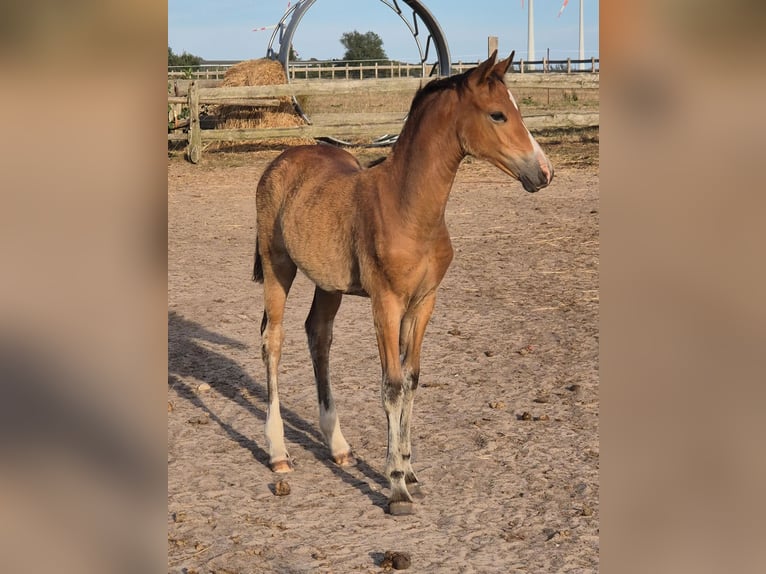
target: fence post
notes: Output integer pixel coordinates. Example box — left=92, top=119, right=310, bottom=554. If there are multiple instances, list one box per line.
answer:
left=519, top=59, right=525, bottom=74
left=186, top=81, right=202, bottom=164
left=567, top=58, right=571, bottom=73
left=591, top=57, right=596, bottom=73
left=488, top=36, right=498, bottom=59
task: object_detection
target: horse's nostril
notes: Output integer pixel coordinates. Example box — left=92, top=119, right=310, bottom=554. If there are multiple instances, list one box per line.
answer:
left=538, top=162, right=553, bottom=186
left=536, top=155, right=552, bottom=186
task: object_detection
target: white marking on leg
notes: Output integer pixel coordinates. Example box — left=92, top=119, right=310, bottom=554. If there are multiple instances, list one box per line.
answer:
left=319, top=402, right=350, bottom=458
left=400, top=375, right=418, bottom=483
left=265, top=400, right=288, bottom=462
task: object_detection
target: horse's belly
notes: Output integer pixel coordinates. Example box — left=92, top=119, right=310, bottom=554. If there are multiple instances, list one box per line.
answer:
left=286, top=238, right=364, bottom=295
left=300, top=262, right=366, bottom=296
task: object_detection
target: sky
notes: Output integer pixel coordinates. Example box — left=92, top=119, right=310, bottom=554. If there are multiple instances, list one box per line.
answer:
left=168, top=0, right=599, bottom=63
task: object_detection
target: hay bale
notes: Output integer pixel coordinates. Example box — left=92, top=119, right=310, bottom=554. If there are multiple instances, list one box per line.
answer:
left=221, top=58, right=288, bottom=87
left=206, top=58, right=310, bottom=149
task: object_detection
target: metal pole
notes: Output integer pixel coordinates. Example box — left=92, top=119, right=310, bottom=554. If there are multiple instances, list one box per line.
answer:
left=579, top=0, right=585, bottom=70
left=527, top=0, right=535, bottom=71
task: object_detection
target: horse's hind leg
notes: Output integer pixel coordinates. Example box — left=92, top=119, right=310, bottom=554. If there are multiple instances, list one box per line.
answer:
left=259, top=251, right=297, bottom=473
left=305, top=287, right=354, bottom=466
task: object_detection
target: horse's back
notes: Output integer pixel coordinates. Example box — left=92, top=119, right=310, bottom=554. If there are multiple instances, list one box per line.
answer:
left=261, top=143, right=359, bottom=181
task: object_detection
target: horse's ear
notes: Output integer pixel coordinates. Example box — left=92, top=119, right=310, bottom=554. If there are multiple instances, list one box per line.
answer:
left=494, top=51, right=514, bottom=77
left=473, top=50, right=498, bottom=84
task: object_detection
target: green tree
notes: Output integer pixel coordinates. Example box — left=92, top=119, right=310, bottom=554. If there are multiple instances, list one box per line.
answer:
left=168, top=46, right=203, bottom=68
left=339, top=30, right=387, bottom=61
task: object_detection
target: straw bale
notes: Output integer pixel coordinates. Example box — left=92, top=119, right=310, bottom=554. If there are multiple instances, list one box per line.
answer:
left=204, top=58, right=310, bottom=150
left=208, top=58, right=303, bottom=135
left=221, top=58, right=288, bottom=87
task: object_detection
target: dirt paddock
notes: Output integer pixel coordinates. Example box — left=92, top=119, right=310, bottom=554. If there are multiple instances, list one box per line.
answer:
left=168, top=130, right=599, bottom=573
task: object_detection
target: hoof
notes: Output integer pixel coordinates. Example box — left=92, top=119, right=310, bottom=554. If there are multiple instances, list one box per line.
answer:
left=332, top=451, right=356, bottom=467
left=388, top=500, right=414, bottom=516
left=270, top=459, right=294, bottom=473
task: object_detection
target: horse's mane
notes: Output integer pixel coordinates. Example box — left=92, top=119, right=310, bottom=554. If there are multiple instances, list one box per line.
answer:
left=381, top=69, right=473, bottom=155
left=366, top=156, right=387, bottom=168
left=408, top=68, right=472, bottom=116
left=408, top=64, right=507, bottom=116
left=372, top=64, right=501, bottom=163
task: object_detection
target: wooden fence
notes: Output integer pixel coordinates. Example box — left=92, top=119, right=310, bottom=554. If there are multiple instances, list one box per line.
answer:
left=168, top=58, right=599, bottom=81
left=168, top=75, right=599, bottom=163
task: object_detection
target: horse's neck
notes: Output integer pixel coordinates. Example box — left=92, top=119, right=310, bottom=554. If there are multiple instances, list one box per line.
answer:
left=386, top=107, right=464, bottom=230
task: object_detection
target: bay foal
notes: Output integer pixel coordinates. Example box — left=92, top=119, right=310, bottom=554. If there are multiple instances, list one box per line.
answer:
left=253, top=51, right=553, bottom=514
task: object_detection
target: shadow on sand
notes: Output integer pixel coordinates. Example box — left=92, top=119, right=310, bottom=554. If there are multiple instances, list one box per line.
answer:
left=168, top=310, right=388, bottom=509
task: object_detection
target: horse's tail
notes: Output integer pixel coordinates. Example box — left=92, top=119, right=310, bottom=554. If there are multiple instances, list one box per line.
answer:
left=253, top=237, right=264, bottom=283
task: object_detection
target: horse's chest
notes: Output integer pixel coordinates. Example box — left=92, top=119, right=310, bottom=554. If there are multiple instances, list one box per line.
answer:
left=376, top=240, right=453, bottom=297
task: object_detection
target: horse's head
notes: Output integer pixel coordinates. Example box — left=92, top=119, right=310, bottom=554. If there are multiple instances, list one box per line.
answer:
left=458, top=50, right=554, bottom=193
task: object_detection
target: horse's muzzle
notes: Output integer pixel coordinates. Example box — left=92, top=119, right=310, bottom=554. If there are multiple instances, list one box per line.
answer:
left=520, top=174, right=542, bottom=193
left=519, top=160, right=554, bottom=193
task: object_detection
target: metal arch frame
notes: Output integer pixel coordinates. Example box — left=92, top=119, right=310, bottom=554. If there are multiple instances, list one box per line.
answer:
left=266, top=0, right=452, bottom=79
left=264, top=0, right=451, bottom=133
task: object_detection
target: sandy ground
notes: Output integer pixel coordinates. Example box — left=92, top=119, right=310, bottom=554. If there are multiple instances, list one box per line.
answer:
left=168, top=137, right=599, bottom=573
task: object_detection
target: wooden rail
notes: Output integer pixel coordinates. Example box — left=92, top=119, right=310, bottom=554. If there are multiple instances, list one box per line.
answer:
left=170, top=75, right=599, bottom=163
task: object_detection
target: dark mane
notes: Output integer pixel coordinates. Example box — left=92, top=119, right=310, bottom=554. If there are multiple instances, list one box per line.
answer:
left=408, top=68, right=473, bottom=116
left=366, top=156, right=387, bottom=168
left=408, top=65, right=510, bottom=117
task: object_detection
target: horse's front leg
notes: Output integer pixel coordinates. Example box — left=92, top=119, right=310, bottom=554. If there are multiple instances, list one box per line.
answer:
left=399, top=292, right=437, bottom=492
left=372, top=292, right=412, bottom=515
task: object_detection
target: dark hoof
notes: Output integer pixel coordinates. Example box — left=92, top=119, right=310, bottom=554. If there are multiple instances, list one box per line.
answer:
left=270, top=459, right=294, bottom=473
left=388, top=501, right=414, bottom=516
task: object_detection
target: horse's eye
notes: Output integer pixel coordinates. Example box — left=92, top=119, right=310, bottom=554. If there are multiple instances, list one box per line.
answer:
left=489, top=112, right=507, bottom=123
